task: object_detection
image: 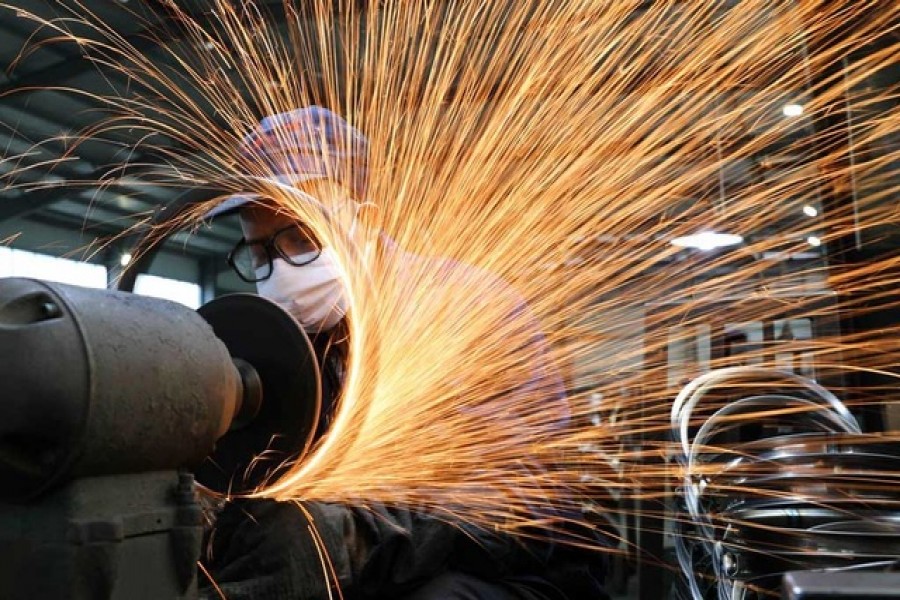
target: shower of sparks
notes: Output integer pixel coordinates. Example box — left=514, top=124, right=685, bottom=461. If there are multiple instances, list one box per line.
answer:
left=2, top=0, right=899, bottom=566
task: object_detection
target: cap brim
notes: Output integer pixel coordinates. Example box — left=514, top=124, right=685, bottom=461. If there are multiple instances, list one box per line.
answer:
left=203, top=173, right=328, bottom=220
left=204, top=194, right=251, bottom=219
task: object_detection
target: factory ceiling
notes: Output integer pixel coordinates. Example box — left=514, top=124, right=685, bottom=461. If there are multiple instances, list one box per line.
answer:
left=0, top=0, right=263, bottom=271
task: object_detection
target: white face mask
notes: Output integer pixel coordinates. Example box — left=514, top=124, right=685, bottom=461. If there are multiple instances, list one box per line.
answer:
left=255, top=248, right=348, bottom=333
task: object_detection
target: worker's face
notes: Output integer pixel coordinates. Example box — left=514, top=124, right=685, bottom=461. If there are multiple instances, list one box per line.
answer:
left=239, top=203, right=300, bottom=244
left=237, top=193, right=353, bottom=333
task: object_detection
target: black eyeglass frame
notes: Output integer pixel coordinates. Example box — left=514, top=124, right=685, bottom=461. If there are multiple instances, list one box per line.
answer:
left=227, top=224, right=322, bottom=283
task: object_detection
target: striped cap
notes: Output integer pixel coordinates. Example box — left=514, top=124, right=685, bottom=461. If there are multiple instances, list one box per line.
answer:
left=206, top=106, right=368, bottom=218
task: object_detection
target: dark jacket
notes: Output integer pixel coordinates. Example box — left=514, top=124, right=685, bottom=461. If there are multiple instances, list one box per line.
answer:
left=202, top=496, right=609, bottom=599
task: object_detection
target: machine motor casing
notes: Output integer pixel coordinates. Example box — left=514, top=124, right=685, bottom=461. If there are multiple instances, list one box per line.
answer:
left=0, top=278, right=241, bottom=500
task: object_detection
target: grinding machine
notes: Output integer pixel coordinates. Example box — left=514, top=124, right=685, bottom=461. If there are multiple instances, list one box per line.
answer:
left=0, top=276, right=322, bottom=599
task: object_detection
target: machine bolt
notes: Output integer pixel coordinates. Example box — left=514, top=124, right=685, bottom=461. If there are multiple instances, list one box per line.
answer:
left=39, top=301, right=61, bottom=319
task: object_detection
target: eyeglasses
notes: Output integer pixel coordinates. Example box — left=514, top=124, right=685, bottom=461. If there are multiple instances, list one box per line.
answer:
left=228, top=225, right=322, bottom=283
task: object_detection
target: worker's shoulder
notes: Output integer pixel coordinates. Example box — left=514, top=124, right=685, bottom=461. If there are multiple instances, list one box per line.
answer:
left=422, top=253, right=530, bottom=310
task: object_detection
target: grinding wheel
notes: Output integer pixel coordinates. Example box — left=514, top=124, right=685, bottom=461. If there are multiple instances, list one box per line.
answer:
left=196, top=294, right=321, bottom=494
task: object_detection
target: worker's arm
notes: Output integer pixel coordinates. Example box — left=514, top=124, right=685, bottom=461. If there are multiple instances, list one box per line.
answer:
left=200, top=497, right=544, bottom=600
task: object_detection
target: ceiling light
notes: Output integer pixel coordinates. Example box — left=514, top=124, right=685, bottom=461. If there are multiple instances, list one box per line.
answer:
left=120, top=252, right=132, bottom=267
left=671, top=231, right=744, bottom=251
left=807, top=235, right=822, bottom=247
left=802, top=205, right=818, bottom=217
left=783, top=103, right=804, bottom=117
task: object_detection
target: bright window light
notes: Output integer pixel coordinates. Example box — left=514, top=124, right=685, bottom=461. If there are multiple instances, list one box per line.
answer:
left=671, top=231, right=744, bottom=251
left=783, top=103, right=804, bottom=117
left=134, top=274, right=202, bottom=309
left=120, top=252, right=133, bottom=267
left=802, top=205, right=818, bottom=217
left=807, top=235, right=822, bottom=247
left=0, top=246, right=107, bottom=288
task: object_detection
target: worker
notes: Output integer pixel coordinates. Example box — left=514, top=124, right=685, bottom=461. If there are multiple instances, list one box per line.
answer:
left=199, top=106, right=610, bottom=600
